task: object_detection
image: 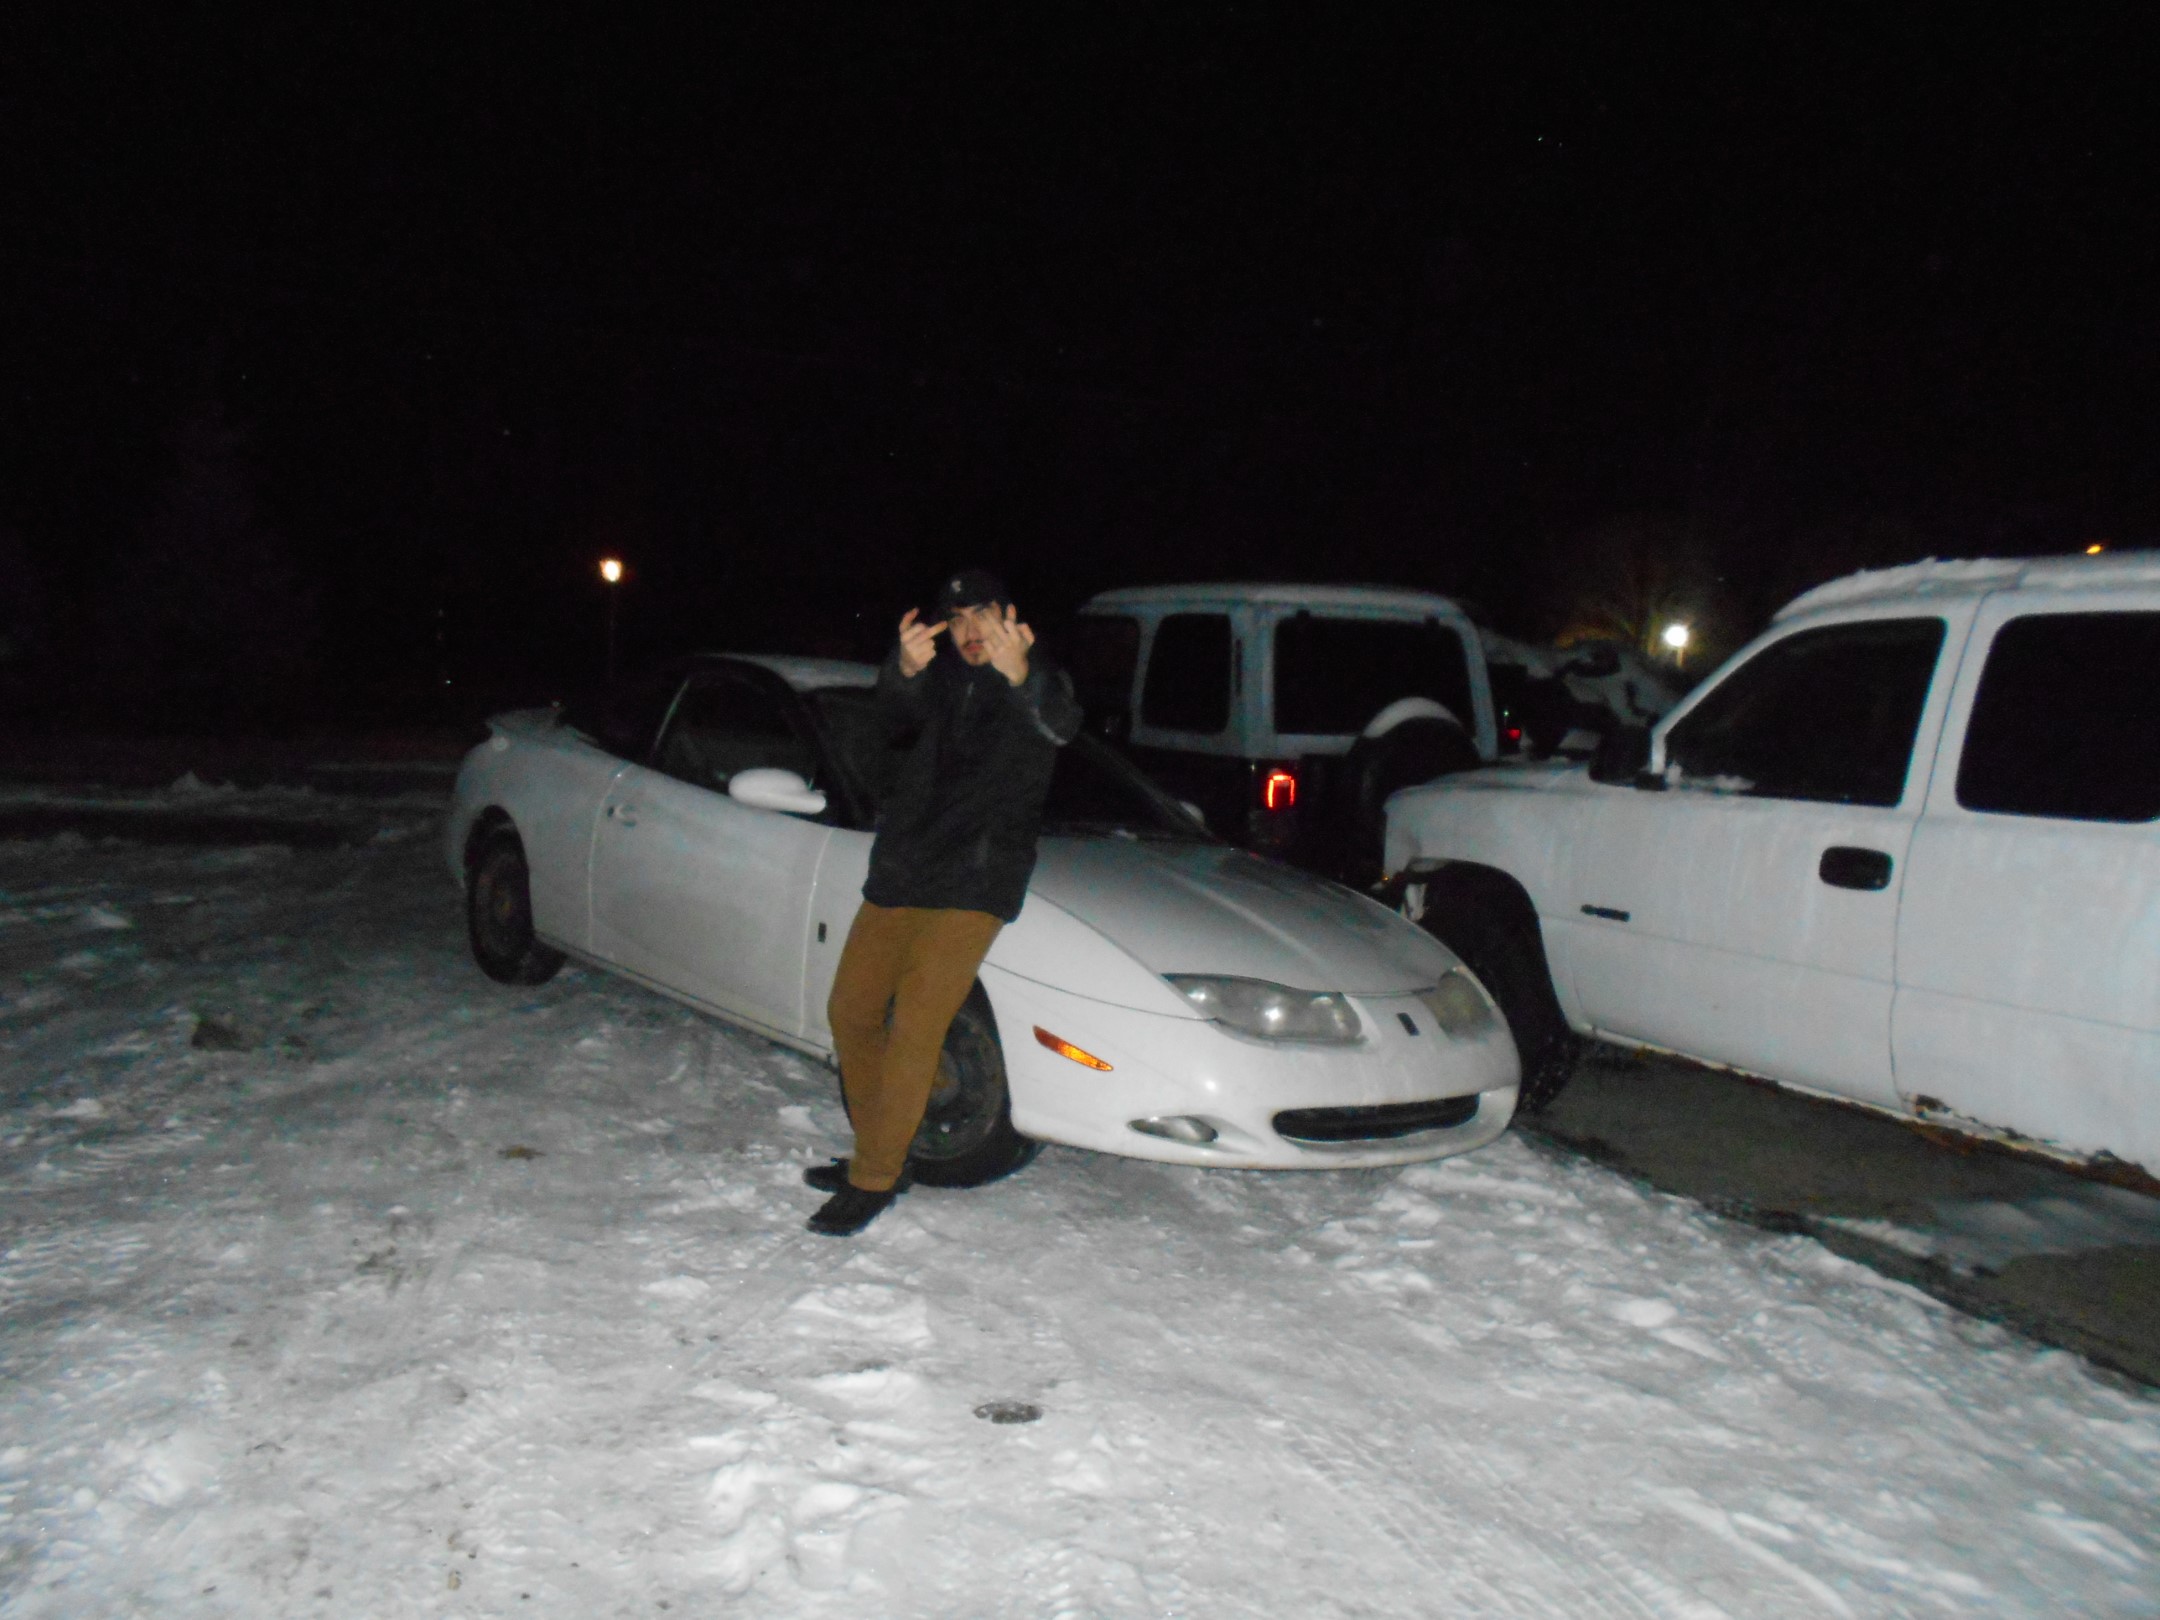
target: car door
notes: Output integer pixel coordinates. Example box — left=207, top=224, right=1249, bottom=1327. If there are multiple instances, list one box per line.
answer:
left=538, top=669, right=687, bottom=951
left=1894, top=598, right=2160, bottom=1168
left=1560, top=612, right=1957, bottom=1105
left=588, top=668, right=833, bottom=1039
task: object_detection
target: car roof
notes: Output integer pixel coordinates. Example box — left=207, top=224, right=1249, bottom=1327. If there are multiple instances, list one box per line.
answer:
left=1777, top=551, right=2160, bottom=620
left=1080, top=582, right=1469, bottom=615
left=691, top=653, right=880, bottom=693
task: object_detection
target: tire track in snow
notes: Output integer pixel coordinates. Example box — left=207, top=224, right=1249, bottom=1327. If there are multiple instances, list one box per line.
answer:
left=1137, top=1156, right=1724, bottom=1620
left=1265, top=1368, right=1690, bottom=1620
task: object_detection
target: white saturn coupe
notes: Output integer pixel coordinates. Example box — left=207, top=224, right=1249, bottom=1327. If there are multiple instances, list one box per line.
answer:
left=446, top=654, right=1520, bottom=1186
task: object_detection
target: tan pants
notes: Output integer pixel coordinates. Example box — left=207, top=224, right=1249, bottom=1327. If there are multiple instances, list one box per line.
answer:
left=826, top=902, right=1004, bottom=1191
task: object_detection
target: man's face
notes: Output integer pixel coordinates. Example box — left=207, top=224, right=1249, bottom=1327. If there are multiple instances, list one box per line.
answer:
left=948, top=600, right=1004, bottom=665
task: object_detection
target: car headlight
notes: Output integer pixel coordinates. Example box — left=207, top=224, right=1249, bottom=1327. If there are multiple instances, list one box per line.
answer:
left=1165, top=975, right=1362, bottom=1044
left=1421, top=968, right=1500, bottom=1040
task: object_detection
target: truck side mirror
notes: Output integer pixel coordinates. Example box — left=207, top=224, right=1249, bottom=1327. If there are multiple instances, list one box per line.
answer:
left=1587, top=725, right=1652, bottom=785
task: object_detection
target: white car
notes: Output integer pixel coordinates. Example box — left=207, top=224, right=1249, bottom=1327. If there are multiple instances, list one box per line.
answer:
left=446, top=654, right=1520, bottom=1185
left=1383, top=553, right=2160, bottom=1174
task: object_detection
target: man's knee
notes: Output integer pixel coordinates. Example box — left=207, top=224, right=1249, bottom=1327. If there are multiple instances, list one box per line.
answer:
left=828, top=977, right=890, bottom=1042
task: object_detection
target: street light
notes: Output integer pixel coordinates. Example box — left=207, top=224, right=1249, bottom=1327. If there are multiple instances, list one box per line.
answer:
left=599, top=557, right=625, bottom=682
left=1661, top=621, right=1692, bottom=669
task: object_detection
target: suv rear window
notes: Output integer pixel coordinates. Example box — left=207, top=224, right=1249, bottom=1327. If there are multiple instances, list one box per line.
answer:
left=1273, top=616, right=1473, bottom=738
left=1956, top=611, right=2160, bottom=823
left=1070, top=614, right=1141, bottom=721
left=1141, top=614, right=1233, bottom=734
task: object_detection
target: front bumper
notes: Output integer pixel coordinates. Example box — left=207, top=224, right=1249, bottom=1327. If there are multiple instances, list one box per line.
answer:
left=985, top=967, right=1520, bottom=1169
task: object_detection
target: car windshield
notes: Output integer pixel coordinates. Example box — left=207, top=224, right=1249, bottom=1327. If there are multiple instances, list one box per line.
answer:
left=805, top=687, right=1214, bottom=842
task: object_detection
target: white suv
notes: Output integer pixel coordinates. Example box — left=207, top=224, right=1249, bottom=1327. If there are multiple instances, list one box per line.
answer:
left=1071, top=584, right=1498, bottom=883
left=1382, top=552, right=2160, bottom=1170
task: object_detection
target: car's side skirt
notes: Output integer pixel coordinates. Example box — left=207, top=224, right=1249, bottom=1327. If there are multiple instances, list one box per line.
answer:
left=549, top=942, right=839, bottom=1067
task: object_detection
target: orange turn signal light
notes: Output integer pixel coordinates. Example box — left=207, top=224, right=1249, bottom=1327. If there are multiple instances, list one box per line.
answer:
left=1033, top=1026, right=1113, bottom=1071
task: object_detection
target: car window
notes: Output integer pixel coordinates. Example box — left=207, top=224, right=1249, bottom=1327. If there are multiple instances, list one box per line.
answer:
left=654, top=673, right=818, bottom=792
left=805, top=688, right=906, bottom=819
left=1140, top=613, right=1233, bottom=734
left=1663, top=617, right=1946, bottom=806
left=1956, top=610, right=2160, bottom=823
left=1273, top=616, right=1474, bottom=738
left=1040, top=734, right=1216, bottom=840
left=1070, top=614, right=1141, bottom=726
left=559, top=671, right=681, bottom=762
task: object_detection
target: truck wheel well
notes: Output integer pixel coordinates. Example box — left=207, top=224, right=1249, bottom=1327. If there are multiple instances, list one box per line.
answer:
left=1408, top=862, right=1578, bottom=1114
left=1418, top=862, right=1541, bottom=941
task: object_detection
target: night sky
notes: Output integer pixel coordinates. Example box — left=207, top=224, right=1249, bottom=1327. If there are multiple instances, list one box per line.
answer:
left=3, top=8, right=2155, bottom=724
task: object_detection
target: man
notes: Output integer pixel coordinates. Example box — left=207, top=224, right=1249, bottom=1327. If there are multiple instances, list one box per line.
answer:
left=805, top=567, right=1082, bottom=1236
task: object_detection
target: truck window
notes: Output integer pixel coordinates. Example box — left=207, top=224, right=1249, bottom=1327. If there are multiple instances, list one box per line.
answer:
left=1141, top=613, right=1233, bottom=734
left=1273, top=617, right=1473, bottom=738
left=1663, top=618, right=1945, bottom=807
left=1956, top=611, right=2160, bottom=823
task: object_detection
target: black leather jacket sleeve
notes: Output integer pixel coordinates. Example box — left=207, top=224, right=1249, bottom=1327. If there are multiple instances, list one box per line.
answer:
left=1008, top=661, right=1083, bottom=746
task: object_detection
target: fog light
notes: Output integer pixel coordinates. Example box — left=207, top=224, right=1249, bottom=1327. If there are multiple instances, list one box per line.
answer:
left=1130, top=1115, right=1219, bottom=1145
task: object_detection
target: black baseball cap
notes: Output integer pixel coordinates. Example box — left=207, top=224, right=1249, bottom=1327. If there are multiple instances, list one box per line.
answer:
left=933, top=566, right=1010, bottom=617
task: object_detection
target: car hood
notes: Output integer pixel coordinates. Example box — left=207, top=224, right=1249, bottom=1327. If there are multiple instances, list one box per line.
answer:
left=1027, top=837, right=1451, bottom=995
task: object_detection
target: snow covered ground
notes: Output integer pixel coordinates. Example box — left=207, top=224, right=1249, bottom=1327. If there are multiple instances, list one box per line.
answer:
left=3, top=794, right=2158, bottom=1618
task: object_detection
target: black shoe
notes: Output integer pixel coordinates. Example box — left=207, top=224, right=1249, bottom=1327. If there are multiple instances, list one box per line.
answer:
left=807, top=1183, right=896, bottom=1237
left=802, top=1158, right=914, bottom=1195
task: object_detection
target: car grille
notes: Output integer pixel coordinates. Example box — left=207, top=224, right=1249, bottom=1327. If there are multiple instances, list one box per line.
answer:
left=1273, top=1096, right=1481, bottom=1144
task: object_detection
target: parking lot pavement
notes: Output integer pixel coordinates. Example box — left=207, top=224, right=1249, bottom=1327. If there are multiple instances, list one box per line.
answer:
left=1527, top=1046, right=2160, bottom=1389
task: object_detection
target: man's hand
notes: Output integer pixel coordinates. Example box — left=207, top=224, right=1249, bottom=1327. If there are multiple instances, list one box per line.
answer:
left=896, top=607, right=946, bottom=678
left=980, top=603, right=1035, bottom=686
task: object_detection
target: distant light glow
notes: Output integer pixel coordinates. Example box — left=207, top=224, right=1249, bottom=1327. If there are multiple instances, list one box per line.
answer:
left=599, top=557, right=624, bottom=583
left=1661, top=622, right=1691, bottom=651
left=2086, top=543, right=2107, bottom=555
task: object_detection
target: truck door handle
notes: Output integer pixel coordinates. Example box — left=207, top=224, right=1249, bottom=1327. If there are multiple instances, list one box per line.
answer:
left=608, top=803, right=639, bottom=828
left=1819, top=846, right=1892, bottom=890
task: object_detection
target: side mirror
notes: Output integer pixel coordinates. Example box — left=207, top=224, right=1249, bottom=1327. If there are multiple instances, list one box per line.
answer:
left=1178, top=799, right=1209, bottom=828
left=729, top=767, right=828, bottom=816
left=1586, top=725, right=1652, bottom=786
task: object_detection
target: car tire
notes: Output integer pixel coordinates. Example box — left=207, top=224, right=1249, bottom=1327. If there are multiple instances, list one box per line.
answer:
left=1337, top=717, right=1482, bottom=889
left=1415, top=871, right=1577, bottom=1114
left=908, top=986, right=1040, bottom=1188
left=468, top=830, right=567, bottom=986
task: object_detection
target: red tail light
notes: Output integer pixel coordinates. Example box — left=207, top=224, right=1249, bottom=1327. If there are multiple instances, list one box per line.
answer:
left=1262, top=767, right=1298, bottom=812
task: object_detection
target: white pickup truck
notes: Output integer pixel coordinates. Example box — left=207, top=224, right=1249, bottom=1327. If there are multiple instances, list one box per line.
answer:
left=1382, top=553, right=2160, bottom=1175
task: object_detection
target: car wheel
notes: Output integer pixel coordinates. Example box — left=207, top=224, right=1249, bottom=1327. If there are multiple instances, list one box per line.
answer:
left=908, top=987, right=1039, bottom=1188
left=1337, top=717, right=1482, bottom=889
left=468, top=831, right=567, bottom=986
left=1416, top=871, right=1577, bottom=1114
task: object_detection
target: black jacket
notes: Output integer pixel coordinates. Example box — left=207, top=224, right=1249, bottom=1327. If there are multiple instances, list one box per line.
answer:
left=861, top=645, right=1083, bottom=922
